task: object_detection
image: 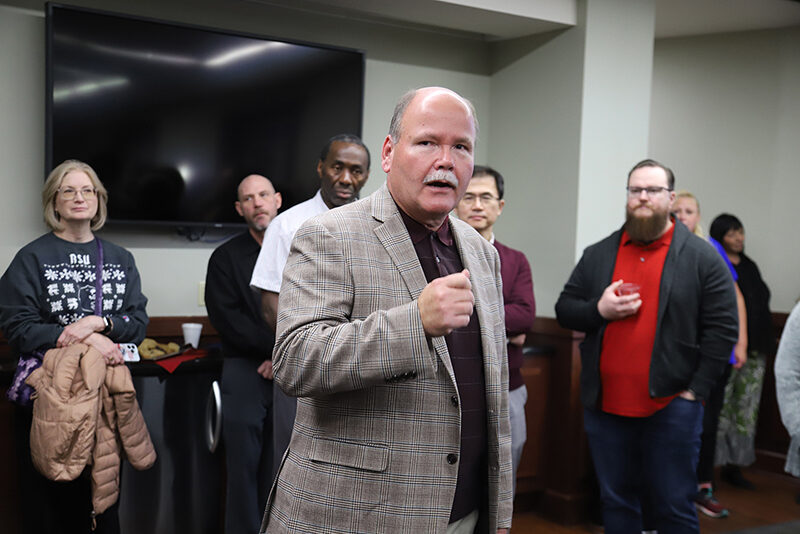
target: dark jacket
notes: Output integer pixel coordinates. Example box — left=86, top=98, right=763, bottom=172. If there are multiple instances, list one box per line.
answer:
left=205, top=232, right=275, bottom=361
left=555, top=220, right=738, bottom=408
left=734, top=253, right=774, bottom=354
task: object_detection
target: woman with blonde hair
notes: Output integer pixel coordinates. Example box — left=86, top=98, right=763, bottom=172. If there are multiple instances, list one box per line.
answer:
left=671, top=192, right=748, bottom=519
left=0, top=159, right=148, bottom=533
left=673, top=190, right=704, bottom=237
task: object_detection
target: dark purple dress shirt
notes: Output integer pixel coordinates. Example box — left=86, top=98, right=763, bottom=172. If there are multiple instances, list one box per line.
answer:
left=398, top=209, right=487, bottom=523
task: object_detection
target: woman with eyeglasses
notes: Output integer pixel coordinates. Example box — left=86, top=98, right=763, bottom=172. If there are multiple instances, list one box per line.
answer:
left=0, top=159, right=148, bottom=533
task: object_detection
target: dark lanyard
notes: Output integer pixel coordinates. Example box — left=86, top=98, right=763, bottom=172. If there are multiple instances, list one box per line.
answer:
left=94, top=237, right=104, bottom=316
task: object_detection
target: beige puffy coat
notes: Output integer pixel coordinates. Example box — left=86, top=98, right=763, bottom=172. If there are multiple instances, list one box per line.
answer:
left=26, top=344, right=156, bottom=517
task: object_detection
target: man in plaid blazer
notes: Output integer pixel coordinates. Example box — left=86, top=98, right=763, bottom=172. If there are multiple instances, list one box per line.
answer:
left=261, top=87, right=513, bottom=533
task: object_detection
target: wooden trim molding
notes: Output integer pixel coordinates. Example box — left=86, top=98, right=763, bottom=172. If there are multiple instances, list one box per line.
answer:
left=1, top=312, right=797, bottom=525
left=772, top=311, right=789, bottom=331
left=145, top=316, right=218, bottom=338
left=519, top=313, right=798, bottom=525
left=0, top=316, right=219, bottom=363
left=530, top=316, right=585, bottom=340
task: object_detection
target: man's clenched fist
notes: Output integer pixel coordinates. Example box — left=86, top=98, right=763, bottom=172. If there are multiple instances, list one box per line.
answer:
left=418, top=269, right=474, bottom=337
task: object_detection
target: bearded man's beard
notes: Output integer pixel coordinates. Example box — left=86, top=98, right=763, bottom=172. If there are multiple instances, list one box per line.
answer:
left=625, top=204, right=670, bottom=243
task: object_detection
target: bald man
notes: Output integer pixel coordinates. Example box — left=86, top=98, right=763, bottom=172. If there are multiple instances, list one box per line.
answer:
left=261, top=88, right=512, bottom=533
left=205, top=174, right=282, bottom=534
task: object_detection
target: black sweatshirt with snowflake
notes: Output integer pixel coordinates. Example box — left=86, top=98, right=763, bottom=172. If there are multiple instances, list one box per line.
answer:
left=0, top=232, right=148, bottom=355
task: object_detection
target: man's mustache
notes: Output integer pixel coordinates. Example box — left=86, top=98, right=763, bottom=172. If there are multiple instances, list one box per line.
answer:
left=422, top=170, right=458, bottom=188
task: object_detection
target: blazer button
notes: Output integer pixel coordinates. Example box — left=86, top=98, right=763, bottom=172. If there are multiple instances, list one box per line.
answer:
left=450, top=395, right=459, bottom=407
left=447, top=453, right=458, bottom=465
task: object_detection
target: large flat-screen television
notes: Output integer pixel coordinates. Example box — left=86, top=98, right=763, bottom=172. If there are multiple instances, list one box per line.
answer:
left=46, top=4, right=365, bottom=227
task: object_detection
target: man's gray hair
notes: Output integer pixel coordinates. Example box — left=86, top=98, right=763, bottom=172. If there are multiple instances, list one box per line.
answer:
left=388, top=88, right=479, bottom=142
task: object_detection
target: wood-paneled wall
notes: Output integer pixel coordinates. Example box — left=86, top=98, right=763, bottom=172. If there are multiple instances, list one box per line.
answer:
left=0, top=316, right=220, bottom=362
left=514, top=313, right=793, bottom=524
left=754, top=312, right=790, bottom=473
left=0, top=314, right=794, bottom=526
left=514, top=318, right=591, bottom=523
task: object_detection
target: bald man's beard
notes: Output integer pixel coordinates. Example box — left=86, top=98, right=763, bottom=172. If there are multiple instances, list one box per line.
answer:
left=251, top=220, right=268, bottom=232
left=625, top=203, right=670, bottom=243
left=247, top=212, right=271, bottom=233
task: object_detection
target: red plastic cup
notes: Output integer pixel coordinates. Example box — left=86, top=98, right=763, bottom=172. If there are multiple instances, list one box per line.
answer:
left=616, top=283, right=641, bottom=296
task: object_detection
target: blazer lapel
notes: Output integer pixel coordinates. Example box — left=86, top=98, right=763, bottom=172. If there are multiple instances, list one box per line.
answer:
left=371, top=185, right=429, bottom=301
left=657, top=219, right=688, bottom=322
left=450, top=218, right=497, bottom=363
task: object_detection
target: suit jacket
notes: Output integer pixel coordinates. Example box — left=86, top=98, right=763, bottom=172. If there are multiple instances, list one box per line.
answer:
left=262, top=184, right=513, bottom=533
left=555, top=219, right=738, bottom=409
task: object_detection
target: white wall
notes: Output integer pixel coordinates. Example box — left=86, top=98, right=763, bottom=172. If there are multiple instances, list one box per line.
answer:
left=361, top=60, right=492, bottom=198
left=649, top=27, right=800, bottom=312
left=0, top=2, right=491, bottom=316
left=485, top=0, right=655, bottom=318
left=574, top=0, right=654, bottom=256
left=3, top=1, right=797, bottom=317
left=0, top=7, right=46, bottom=261
left=485, top=27, right=585, bottom=319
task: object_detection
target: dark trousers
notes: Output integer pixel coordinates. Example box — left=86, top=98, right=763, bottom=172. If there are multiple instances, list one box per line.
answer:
left=697, top=365, right=732, bottom=484
left=14, top=404, right=120, bottom=534
left=221, top=357, right=273, bottom=534
left=583, top=397, right=704, bottom=534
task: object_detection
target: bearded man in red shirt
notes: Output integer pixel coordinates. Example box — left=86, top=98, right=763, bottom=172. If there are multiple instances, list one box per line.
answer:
left=556, top=159, right=738, bottom=534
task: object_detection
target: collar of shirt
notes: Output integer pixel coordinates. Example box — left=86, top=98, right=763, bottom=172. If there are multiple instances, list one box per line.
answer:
left=309, top=189, right=328, bottom=212
left=620, top=223, right=675, bottom=251
left=397, top=207, right=454, bottom=246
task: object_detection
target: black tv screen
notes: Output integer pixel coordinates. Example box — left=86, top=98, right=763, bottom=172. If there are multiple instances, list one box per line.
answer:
left=46, top=4, right=365, bottom=227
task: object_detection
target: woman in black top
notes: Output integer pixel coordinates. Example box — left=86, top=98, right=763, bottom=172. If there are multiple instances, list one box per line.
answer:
left=711, top=213, right=774, bottom=490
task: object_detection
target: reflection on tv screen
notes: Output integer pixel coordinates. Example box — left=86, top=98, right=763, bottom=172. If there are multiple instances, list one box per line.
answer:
left=47, top=5, right=364, bottom=227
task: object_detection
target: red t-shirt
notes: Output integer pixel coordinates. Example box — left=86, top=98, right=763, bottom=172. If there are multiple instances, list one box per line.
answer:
left=600, top=224, right=677, bottom=417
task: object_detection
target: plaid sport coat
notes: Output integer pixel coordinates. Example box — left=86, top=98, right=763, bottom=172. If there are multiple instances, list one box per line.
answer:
left=261, top=184, right=513, bottom=533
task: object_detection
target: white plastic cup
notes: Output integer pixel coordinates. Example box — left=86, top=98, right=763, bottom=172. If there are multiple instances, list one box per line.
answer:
left=181, top=322, right=203, bottom=349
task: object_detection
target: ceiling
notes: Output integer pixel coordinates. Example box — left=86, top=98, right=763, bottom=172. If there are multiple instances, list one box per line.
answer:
left=246, top=0, right=800, bottom=41
left=655, top=0, right=800, bottom=38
